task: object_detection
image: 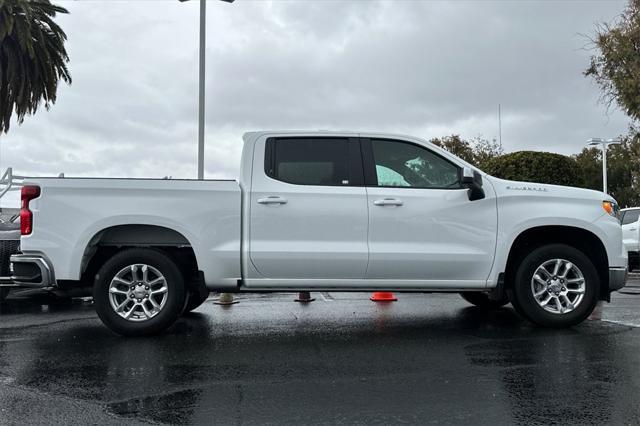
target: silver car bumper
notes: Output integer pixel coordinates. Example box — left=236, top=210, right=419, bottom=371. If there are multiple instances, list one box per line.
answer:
left=9, top=254, right=56, bottom=288
left=609, top=267, right=627, bottom=292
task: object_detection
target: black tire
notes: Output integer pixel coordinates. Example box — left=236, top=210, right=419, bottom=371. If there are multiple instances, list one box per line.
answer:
left=183, top=286, right=210, bottom=314
left=460, top=292, right=509, bottom=309
left=509, top=244, right=599, bottom=328
left=93, top=248, right=186, bottom=336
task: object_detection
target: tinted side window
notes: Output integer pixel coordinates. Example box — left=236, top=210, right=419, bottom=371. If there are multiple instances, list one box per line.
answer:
left=622, top=209, right=640, bottom=225
left=267, top=138, right=350, bottom=186
left=370, top=139, right=460, bottom=189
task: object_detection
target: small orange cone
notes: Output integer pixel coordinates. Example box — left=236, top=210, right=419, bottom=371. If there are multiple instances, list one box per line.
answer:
left=370, top=292, right=397, bottom=302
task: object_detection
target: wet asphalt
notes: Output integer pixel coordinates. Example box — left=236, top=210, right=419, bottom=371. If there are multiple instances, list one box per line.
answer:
left=0, top=279, right=639, bottom=425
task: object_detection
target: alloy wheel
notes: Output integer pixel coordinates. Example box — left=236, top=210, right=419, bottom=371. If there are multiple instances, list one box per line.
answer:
left=530, top=258, right=586, bottom=315
left=108, top=264, right=169, bottom=322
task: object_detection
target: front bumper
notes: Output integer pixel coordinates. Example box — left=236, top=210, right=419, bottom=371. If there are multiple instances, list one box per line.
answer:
left=9, top=254, right=56, bottom=288
left=609, top=267, right=627, bottom=292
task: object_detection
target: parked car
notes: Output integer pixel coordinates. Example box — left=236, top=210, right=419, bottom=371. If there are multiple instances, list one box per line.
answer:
left=0, top=222, right=20, bottom=302
left=621, top=207, right=640, bottom=271
left=10, top=131, right=627, bottom=335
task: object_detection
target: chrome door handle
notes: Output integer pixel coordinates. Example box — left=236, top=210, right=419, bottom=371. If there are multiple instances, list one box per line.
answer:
left=257, top=196, right=288, bottom=205
left=374, top=198, right=403, bottom=206
left=631, top=228, right=637, bottom=231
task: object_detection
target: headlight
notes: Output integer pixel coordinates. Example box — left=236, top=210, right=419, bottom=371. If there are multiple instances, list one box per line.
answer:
left=602, top=200, right=620, bottom=221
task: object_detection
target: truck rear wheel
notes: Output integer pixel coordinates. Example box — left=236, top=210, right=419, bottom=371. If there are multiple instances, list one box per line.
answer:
left=459, top=292, right=509, bottom=309
left=93, top=248, right=186, bottom=336
left=508, top=244, right=599, bottom=328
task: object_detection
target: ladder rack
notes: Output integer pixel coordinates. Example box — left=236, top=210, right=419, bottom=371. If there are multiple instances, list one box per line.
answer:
left=0, top=168, right=26, bottom=223
left=0, top=168, right=25, bottom=201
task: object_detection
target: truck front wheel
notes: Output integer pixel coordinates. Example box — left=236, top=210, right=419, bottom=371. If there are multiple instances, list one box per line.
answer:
left=508, top=244, right=599, bottom=328
left=93, top=248, right=186, bottom=336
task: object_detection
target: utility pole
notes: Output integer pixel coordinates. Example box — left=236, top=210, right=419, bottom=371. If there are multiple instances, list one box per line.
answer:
left=498, top=104, right=502, bottom=150
left=197, top=0, right=206, bottom=180
left=179, top=0, right=235, bottom=179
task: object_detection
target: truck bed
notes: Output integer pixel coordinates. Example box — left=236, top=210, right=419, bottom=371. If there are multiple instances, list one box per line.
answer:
left=21, top=177, right=242, bottom=286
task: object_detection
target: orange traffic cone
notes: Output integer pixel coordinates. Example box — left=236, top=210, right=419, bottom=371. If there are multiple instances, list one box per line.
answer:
left=370, top=292, right=397, bottom=302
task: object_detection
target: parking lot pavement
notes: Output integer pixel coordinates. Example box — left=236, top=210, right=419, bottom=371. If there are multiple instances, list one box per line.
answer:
left=0, top=282, right=639, bottom=425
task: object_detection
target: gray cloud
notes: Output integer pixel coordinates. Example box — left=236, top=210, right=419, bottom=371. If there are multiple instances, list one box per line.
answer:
left=0, top=0, right=630, bottom=187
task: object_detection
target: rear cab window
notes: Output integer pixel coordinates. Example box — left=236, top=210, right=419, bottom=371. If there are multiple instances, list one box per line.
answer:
left=265, top=137, right=363, bottom=186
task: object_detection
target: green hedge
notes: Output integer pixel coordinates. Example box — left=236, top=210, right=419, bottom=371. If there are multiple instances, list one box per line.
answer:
left=483, top=151, right=582, bottom=187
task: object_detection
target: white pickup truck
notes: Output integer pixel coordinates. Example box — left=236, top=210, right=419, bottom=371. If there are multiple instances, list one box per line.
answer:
left=11, top=131, right=627, bottom=335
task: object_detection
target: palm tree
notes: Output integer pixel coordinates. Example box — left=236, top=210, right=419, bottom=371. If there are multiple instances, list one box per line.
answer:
left=0, top=0, right=71, bottom=133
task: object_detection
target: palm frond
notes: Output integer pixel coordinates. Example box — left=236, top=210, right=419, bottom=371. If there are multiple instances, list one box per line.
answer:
left=0, top=0, right=71, bottom=132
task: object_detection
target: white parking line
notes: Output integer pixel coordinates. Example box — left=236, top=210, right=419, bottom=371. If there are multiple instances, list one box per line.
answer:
left=602, top=319, right=640, bottom=328
left=320, top=292, right=334, bottom=302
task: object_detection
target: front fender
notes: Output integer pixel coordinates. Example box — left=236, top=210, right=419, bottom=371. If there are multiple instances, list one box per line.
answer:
left=487, top=195, right=619, bottom=287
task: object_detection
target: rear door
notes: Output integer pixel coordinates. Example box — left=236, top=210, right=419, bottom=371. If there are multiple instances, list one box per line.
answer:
left=247, top=136, right=369, bottom=284
left=361, top=137, right=498, bottom=287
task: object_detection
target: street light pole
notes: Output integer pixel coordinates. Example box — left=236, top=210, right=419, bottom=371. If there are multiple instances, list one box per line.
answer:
left=197, top=0, right=206, bottom=180
left=587, top=138, right=621, bottom=194
left=602, top=142, right=608, bottom=194
left=179, top=0, right=235, bottom=180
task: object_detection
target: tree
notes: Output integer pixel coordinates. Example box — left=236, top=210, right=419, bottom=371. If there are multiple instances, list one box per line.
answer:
left=483, top=151, right=582, bottom=187
left=573, top=146, right=602, bottom=190
left=468, top=135, right=503, bottom=170
left=430, top=134, right=503, bottom=169
left=583, top=0, right=640, bottom=206
left=430, top=135, right=475, bottom=164
left=573, top=129, right=640, bottom=207
left=0, top=0, right=71, bottom=133
left=585, top=0, right=640, bottom=121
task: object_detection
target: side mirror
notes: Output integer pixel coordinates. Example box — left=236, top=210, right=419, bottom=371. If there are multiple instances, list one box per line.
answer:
left=462, top=167, right=485, bottom=201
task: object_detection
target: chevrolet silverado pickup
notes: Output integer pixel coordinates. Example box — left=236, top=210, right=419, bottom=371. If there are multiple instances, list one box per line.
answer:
left=10, top=131, right=627, bottom=335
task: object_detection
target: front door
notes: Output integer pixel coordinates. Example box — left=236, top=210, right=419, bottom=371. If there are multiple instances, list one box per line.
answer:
left=248, top=136, right=369, bottom=284
left=362, top=138, right=498, bottom=288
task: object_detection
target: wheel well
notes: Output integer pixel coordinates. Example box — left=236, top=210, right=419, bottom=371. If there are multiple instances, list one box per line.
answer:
left=80, top=225, right=202, bottom=290
left=504, top=226, right=609, bottom=300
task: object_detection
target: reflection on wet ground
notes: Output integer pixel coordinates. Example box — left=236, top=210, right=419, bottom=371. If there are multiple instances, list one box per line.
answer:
left=0, top=285, right=639, bottom=425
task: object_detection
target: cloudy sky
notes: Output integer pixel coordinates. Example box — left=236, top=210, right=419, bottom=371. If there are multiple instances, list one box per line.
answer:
left=0, top=0, right=631, bottom=180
